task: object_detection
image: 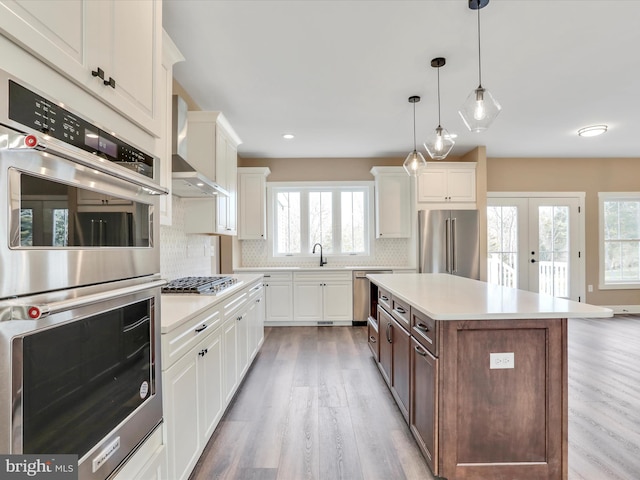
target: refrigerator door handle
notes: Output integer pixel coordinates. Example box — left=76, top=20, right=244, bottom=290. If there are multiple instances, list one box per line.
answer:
left=445, top=217, right=451, bottom=273
left=451, top=217, right=457, bottom=273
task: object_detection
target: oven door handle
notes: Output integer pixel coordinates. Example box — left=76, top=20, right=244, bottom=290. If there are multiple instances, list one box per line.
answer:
left=9, top=279, right=167, bottom=320
left=1, top=132, right=168, bottom=195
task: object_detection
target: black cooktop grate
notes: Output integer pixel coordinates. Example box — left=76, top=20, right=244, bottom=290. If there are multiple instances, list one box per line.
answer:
left=162, top=276, right=237, bottom=294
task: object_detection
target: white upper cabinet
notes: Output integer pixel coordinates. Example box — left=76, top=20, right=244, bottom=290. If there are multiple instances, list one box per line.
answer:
left=417, top=162, right=476, bottom=206
left=159, top=31, right=184, bottom=226
left=371, top=166, right=411, bottom=238
left=0, top=0, right=162, bottom=136
left=184, top=112, right=241, bottom=235
left=238, top=167, right=270, bottom=240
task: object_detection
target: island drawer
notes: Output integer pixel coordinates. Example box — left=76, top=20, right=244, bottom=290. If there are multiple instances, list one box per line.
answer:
left=391, top=296, right=410, bottom=331
left=367, top=316, right=379, bottom=361
left=411, top=308, right=437, bottom=356
left=378, top=287, right=392, bottom=313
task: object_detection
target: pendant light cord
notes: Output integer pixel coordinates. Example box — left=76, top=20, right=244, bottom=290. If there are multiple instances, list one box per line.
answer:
left=477, top=5, right=483, bottom=87
left=412, top=101, right=417, bottom=151
left=437, top=66, right=442, bottom=127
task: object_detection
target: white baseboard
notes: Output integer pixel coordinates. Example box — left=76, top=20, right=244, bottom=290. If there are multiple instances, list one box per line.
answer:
left=604, top=305, right=640, bottom=314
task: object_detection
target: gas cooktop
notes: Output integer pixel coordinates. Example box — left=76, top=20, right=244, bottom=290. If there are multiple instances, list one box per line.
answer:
left=162, top=276, right=238, bottom=295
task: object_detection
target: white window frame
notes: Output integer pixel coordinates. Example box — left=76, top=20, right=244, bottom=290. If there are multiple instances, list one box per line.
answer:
left=267, top=181, right=375, bottom=263
left=598, top=192, right=640, bottom=289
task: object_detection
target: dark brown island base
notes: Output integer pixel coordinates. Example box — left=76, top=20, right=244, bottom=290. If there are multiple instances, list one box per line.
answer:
left=366, top=273, right=613, bottom=480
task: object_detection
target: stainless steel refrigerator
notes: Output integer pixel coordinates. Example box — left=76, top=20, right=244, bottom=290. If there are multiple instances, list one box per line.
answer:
left=418, top=209, right=480, bottom=280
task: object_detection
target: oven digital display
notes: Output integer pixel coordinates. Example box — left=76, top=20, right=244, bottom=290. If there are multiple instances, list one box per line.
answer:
left=7, top=80, right=153, bottom=177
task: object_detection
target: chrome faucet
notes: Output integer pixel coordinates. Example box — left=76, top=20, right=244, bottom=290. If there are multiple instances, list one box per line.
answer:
left=312, top=243, right=327, bottom=267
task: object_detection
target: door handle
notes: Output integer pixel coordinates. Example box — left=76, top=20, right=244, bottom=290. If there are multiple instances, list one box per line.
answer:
left=445, top=218, right=451, bottom=273
left=531, top=259, right=537, bottom=263
left=451, top=217, right=457, bottom=273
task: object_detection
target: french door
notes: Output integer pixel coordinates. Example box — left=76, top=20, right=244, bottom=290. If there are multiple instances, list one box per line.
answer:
left=487, top=194, right=584, bottom=301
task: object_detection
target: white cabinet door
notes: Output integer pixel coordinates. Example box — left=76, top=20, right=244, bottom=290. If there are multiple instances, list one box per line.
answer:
left=86, top=0, right=159, bottom=134
left=238, top=168, right=270, bottom=240
left=222, top=318, right=238, bottom=404
left=264, top=281, right=293, bottom=322
left=159, top=32, right=184, bottom=226
left=446, top=168, right=476, bottom=202
left=225, top=141, right=238, bottom=234
left=0, top=0, right=161, bottom=136
left=417, top=168, right=449, bottom=202
left=197, top=329, right=224, bottom=444
left=0, top=0, right=85, bottom=69
left=417, top=163, right=476, bottom=204
left=247, top=289, right=265, bottom=359
left=372, top=169, right=411, bottom=238
left=293, top=282, right=323, bottom=322
left=236, top=307, right=250, bottom=379
left=163, top=351, right=200, bottom=480
left=323, top=281, right=353, bottom=322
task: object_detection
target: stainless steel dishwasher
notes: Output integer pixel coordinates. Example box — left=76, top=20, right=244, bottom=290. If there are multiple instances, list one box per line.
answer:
left=352, top=270, right=392, bottom=325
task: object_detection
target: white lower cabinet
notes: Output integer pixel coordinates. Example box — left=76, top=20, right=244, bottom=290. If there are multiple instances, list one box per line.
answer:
left=239, top=270, right=352, bottom=325
left=262, top=272, right=293, bottom=323
left=293, top=271, right=353, bottom=323
left=163, top=327, right=223, bottom=480
left=222, top=317, right=238, bottom=405
left=163, top=345, right=200, bottom=480
left=162, top=278, right=264, bottom=480
left=112, top=426, right=166, bottom=480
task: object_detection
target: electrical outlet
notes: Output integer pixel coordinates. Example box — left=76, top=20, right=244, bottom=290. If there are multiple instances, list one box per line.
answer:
left=588, top=284, right=593, bottom=292
left=490, top=352, right=514, bottom=369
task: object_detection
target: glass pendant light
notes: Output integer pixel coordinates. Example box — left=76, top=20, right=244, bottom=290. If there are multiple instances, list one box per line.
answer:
left=403, top=95, right=427, bottom=176
left=424, top=57, right=455, bottom=160
left=458, top=0, right=501, bottom=132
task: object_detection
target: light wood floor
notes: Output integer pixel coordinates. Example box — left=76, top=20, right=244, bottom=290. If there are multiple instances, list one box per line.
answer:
left=190, top=317, right=640, bottom=480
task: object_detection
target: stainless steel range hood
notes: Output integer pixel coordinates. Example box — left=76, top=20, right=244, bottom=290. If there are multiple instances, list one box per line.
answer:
left=171, top=95, right=228, bottom=197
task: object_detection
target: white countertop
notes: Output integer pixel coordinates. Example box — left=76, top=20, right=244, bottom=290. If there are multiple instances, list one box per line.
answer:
left=235, top=266, right=414, bottom=272
left=160, top=274, right=262, bottom=333
left=367, top=273, right=614, bottom=321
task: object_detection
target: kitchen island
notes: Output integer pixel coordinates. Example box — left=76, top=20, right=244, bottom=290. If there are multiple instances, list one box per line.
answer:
left=366, top=273, right=613, bottom=480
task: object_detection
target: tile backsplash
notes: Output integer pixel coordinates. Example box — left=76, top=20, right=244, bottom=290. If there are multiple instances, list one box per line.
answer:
left=160, top=196, right=212, bottom=280
left=239, top=237, right=411, bottom=268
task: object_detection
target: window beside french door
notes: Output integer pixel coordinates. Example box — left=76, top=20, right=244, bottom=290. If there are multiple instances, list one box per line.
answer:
left=487, top=195, right=584, bottom=301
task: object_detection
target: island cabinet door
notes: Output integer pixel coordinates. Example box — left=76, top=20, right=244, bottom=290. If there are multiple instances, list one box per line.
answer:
left=377, top=306, right=393, bottom=386
left=438, top=318, right=567, bottom=480
left=390, top=317, right=411, bottom=421
left=410, top=337, right=438, bottom=476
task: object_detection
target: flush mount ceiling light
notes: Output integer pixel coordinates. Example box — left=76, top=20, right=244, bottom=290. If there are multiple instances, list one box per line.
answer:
left=578, top=125, right=608, bottom=137
left=459, top=0, right=501, bottom=132
left=282, top=133, right=295, bottom=140
left=403, top=95, right=428, bottom=176
left=424, top=58, right=455, bottom=161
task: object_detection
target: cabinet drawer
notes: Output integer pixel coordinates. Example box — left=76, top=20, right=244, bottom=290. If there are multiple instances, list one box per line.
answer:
left=367, top=317, right=379, bottom=361
left=162, top=306, right=221, bottom=370
left=391, top=296, right=410, bottom=331
left=261, top=271, right=293, bottom=282
left=293, top=271, right=352, bottom=282
left=247, top=280, right=263, bottom=300
left=411, top=308, right=438, bottom=356
left=223, top=290, right=248, bottom=320
left=378, top=288, right=392, bottom=313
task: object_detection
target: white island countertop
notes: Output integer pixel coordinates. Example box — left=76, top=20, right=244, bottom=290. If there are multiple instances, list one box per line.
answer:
left=367, top=273, right=613, bottom=321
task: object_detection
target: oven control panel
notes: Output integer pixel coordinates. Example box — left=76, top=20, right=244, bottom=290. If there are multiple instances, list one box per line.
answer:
left=7, top=80, right=153, bottom=176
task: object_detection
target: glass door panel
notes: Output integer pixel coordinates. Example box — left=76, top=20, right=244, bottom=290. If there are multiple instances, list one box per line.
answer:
left=488, top=196, right=582, bottom=301
left=528, top=198, right=580, bottom=300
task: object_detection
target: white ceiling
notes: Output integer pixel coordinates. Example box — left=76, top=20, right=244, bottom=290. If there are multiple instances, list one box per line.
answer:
left=163, top=0, right=640, bottom=160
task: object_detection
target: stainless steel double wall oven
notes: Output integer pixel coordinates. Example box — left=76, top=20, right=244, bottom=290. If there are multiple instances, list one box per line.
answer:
left=0, top=69, right=167, bottom=480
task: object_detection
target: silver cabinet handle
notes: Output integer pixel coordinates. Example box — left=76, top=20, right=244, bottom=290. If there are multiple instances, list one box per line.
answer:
left=414, top=345, right=427, bottom=357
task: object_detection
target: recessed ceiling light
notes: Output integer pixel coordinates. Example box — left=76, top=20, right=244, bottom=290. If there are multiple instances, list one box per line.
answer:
left=578, top=125, right=608, bottom=137
left=282, top=133, right=295, bottom=140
